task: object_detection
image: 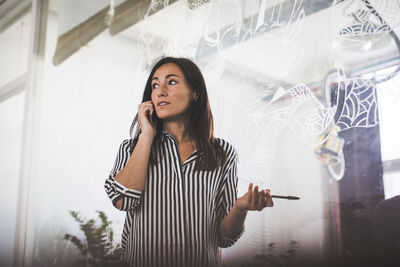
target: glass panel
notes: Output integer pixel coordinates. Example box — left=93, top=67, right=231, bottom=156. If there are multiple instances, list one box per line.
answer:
left=30, top=1, right=400, bottom=267
left=384, top=171, right=400, bottom=199
left=0, top=12, right=31, bottom=87
left=0, top=91, right=25, bottom=267
left=378, top=73, right=400, bottom=161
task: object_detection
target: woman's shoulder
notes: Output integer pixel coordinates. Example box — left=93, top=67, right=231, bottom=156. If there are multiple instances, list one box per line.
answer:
left=215, top=137, right=238, bottom=161
left=120, top=138, right=133, bottom=147
left=116, top=138, right=134, bottom=152
left=215, top=137, right=234, bottom=149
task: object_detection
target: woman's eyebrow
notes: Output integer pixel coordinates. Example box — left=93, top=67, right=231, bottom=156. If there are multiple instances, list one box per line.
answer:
left=152, top=74, right=181, bottom=81
left=165, top=74, right=180, bottom=79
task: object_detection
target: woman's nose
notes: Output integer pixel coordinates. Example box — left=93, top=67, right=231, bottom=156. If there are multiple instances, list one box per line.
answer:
left=157, top=85, right=167, bottom=97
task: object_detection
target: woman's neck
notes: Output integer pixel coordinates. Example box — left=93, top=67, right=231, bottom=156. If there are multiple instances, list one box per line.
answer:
left=163, top=120, right=191, bottom=144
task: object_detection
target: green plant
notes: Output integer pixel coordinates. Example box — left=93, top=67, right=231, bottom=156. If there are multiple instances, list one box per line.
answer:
left=64, top=210, right=123, bottom=267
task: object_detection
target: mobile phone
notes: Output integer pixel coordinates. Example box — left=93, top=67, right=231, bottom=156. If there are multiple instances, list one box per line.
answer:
left=147, top=106, right=157, bottom=125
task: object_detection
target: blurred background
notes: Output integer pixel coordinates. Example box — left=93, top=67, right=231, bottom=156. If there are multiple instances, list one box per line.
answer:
left=1, top=0, right=400, bottom=266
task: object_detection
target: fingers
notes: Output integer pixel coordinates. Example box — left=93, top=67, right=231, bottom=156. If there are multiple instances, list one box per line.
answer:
left=137, top=101, right=157, bottom=137
left=137, top=101, right=155, bottom=125
left=248, top=183, right=253, bottom=193
left=264, top=189, right=274, bottom=207
left=138, top=101, right=154, bottom=116
left=247, top=183, right=253, bottom=204
left=247, top=184, right=274, bottom=211
left=257, top=190, right=266, bottom=211
left=239, top=183, right=274, bottom=213
left=251, top=186, right=259, bottom=210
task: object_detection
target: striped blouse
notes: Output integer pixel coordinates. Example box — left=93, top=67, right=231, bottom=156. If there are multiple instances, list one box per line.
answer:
left=104, top=131, right=243, bottom=267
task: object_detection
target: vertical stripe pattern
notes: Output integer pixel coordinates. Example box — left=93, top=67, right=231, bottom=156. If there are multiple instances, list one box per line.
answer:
left=104, top=132, right=243, bottom=267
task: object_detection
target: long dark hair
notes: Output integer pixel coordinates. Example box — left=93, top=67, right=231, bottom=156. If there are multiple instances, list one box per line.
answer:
left=129, top=57, right=226, bottom=170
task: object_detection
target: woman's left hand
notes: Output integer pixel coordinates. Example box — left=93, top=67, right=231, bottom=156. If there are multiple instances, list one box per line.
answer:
left=234, top=183, right=274, bottom=213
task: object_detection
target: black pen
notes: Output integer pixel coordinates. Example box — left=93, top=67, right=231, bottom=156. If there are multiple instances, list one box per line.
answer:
left=271, top=195, right=300, bottom=200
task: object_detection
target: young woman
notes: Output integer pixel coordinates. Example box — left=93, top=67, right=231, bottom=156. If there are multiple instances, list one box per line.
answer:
left=105, top=57, right=274, bottom=267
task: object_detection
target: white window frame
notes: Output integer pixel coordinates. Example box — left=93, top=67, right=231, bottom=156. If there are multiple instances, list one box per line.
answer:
left=0, top=1, right=48, bottom=267
left=0, top=74, right=28, bottom=103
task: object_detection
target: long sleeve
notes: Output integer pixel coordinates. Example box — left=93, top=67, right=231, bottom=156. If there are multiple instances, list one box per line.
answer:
left=216, top=144, right=244, bottom=248
left=104, top=139, right=143, bottom=211
left=112, top=133, right=244, bottom=266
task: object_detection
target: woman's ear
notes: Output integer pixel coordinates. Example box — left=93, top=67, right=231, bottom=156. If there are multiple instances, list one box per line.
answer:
left=194, top=92, right=199, bottom=101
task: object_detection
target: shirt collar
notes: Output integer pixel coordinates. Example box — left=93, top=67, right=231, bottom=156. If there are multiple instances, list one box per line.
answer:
left=160, top=131, right=173, bottom=143
left=159, top=131, right=199, bottom=165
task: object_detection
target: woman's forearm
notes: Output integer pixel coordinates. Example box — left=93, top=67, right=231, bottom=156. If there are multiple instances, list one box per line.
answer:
left=115, top=133, right=153, bottom=192
left=221, top=203, right=247, bottom=240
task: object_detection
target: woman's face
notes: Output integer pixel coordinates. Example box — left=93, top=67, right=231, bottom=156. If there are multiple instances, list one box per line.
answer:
left=151, top=63, right=197, bottom=122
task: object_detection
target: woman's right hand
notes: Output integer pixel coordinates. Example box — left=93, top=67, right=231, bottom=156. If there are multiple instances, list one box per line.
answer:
left=234, top=183, right=274, bottom=213
left=138, top=101, right=157, bottom=138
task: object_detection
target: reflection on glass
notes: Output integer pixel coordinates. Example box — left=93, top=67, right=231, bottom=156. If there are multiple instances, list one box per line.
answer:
left=10, top=0, right=400, bottom=266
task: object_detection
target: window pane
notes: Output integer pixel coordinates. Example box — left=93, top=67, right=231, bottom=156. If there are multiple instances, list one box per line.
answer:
left=0, top=91, right=25, bottom=267
left=0, top=12, right=31, bottom=87
left=384, top=171, right=400, bottom=200
left=378, top=73, right=400, bottom=161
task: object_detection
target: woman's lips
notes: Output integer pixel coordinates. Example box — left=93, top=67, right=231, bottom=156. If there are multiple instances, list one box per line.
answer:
left=157, top=101, right=170, bottom=107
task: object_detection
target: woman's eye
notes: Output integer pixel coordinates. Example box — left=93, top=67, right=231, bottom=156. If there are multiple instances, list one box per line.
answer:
left=152, top=83, right=159, bottom=89
left=168, top=80, right=177, bottom=85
